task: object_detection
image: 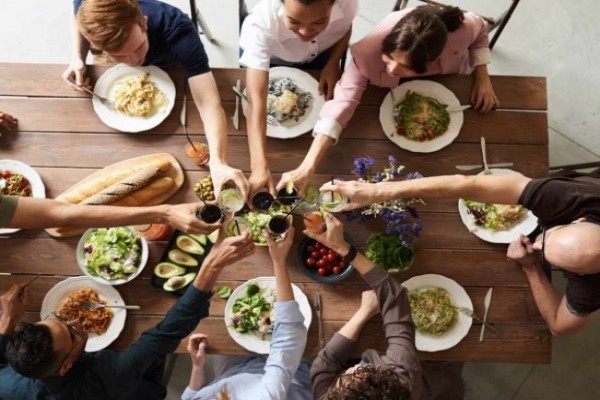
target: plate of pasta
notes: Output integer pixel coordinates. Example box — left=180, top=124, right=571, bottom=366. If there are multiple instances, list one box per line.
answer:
left=93, top=64, right=175, bottom=132
left=0, top=159, right=46, bottom=235
left=379, top=80, right=464, bottom=153
left=241, top=67, right=325, bottom=139
left=41, top=276, right=127, bottom=352
left=402, top=274, right=472, bottom=352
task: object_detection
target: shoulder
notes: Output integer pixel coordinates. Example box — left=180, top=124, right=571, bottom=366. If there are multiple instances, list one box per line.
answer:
left=353, top=11, right=407, bottom=56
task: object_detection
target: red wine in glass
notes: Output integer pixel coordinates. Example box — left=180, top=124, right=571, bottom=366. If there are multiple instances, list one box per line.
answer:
left=268, top=215, right=291, bottom=235
left=277, top=187, right=299, bottom=206
left=197, top=204, right=223, bottom=224
left=252, top=191, right=274, bottom=210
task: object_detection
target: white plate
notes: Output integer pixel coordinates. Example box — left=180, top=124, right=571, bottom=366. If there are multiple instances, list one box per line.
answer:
left=76, top=227, right=149, bottom=286
left=0, top=159, right=46, bottom=235
left=379, top=80, right=464, bottom=153
left=402, top=274, right=472, bottom=352
left=224, top=276, right=312, bottom=354
left=458, top=168, right=538, bottom=244
left=241, top=67, right=325, bottom=139
left=40, top=276, right=127, bottom=352
left=93, top=64, right=176, bottom=133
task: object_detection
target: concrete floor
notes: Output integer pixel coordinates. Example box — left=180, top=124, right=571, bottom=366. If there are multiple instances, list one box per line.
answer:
left=2, top=0, right=600, bottom=399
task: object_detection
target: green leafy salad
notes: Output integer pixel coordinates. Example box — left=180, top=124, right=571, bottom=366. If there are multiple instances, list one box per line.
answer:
left=83, top=227, right=142, bottom=281
left=231, top=283, right=276, bottom=340
left=395, top=91, right=450, bottom=141
left=463, top=200, right=527, bottom=231
left=365, top=233, right=415, bottom=271
left=232, top=204, right=288, bottom=245
left=409, top=288, right=457, bottom=336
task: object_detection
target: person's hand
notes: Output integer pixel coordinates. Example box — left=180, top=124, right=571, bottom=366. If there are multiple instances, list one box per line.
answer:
left=357, top=290, right=380, bottom=320
left=209, top=162, right=250, bottom=202
left=0, top=284, right=29, bottom=333
left=318, top=62, right=341, bottom=101
left=319, top=180, right=380, bottom=212
left=264, top=226, right=295, bottom=266
left=164, top=203, right=222, bottom=234
left=62, top=58, right=91, bottom=91
left=205, top=230, right=255, bottom=267
left=302, top=213, right=349, bottom=255
left=507, top=235, right=541, bottom=271
left=0, top=111, right=18, bottom=132
left=471, top=72, right=499, bottom=113
left=277, top=166, right=314, bottom=196
left=248, top=165, right=276, bottom=201
left=187, top=333, right=208, bottom=368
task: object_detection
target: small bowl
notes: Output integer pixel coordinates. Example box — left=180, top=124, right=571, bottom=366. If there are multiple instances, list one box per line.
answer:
left=296, top=235, right=354, bottom=284
left=77, top=227, right=149, bottom=286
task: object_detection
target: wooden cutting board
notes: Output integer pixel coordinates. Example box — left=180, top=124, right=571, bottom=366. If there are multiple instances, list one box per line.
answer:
left=45, top=153, right=184, bottom=238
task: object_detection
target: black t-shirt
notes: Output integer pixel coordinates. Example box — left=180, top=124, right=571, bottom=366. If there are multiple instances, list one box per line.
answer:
left=519, top=176, right=600, bottom=315
left=74, top=0, right=210, bottom=78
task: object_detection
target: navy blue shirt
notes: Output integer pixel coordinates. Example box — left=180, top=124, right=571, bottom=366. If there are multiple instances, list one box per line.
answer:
left=0, top=286, right=212, bottom=400
left=74, top=0, right=210, bottom=78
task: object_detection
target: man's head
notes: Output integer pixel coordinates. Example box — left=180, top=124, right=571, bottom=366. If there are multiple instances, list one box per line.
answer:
left=6, top=314, right=87, bottom=379
left=532, top=218, right=600, bottom=274
left=323, top=364, right=410, bottom=400
left=281, top=0, right=336, bottom=42
left=77, top=0, right=149, bottom=66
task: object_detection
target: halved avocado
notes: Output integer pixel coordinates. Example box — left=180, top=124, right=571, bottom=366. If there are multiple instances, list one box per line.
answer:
left=154, top=262, right=186, bottom=279
left=189, top=234, right=207, bottom=245
left=163, top=272, right=196, bottom=292
left=168, top=249, right=198, bottom=267
left=207, top=230, right=219, bottom=244
left=176, top=235, right=205, bottom=255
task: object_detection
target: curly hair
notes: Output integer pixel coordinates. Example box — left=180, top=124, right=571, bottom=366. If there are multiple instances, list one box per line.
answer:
left=382, top=5, right=465, bottom=74
left=5, top=323, right=59, bottom=379
left=323, top=364, right=411, bottom=400
left=77, top=0, right=145, bottom=52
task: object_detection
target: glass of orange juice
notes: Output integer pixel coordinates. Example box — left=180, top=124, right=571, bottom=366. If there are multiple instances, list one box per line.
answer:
left=303, top=210, right=325, bottom=233
left=185, top=142, right=210, bottom=166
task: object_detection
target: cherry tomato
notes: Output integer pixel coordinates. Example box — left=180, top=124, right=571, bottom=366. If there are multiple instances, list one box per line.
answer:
left=316, top=259, right=326, bottom=268
left=319, top=248, right=328, bottom=256
left=339, top=261, right=348, bottom=268
left=314, top=242, right=322, bottom=250
left=317, top=267, right=328, bottom=276
left=332, top=266, right=342, bottom=274
left=23, top=188, right=31, bottom=196
left=20, top=177, right=29, bottom=186
left=307, top=245, right=314, bottom=253
left=327, top=253, right=336, bottom=262
left=310, top=251, right=319, bottom=259
left=306, top=258, right=316, bottom=267
left=0, top=170, right=10, bottom=179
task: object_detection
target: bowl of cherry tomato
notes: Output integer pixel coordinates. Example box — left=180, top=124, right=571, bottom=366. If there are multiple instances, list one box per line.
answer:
left=296, top=236, right=354, bottom=283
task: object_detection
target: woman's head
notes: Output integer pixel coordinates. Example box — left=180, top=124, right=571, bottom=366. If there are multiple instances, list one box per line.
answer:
left=381, top=5, right=464, bottom=76
left=324, top=364, right=411, bottom=400
left=281, top=0, right=336, bottom=42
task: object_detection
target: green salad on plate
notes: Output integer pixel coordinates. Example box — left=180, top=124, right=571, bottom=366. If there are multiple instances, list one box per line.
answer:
left=82, top=227, right=142, bottom=281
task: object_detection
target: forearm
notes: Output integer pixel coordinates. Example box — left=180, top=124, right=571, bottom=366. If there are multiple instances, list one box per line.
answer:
left=273, top=262, right=293, bottom=302
left=0, top=315, right=18, bottom=336
left=328, top=242, right=376, bottom=277
left=298, top=133, right=334, bottom=173
left=193, top=255, right=225, bottom=292
left=338, top=310, right=370, bottom=342
left=7, top=197, right=170, bottom=229
left=473, top=64, right=490, bottom=80
left=246, top=69, right=269, bottom=169
left=188, top=365, right=205, bottom=391
left=522, top=263, right=562, bottom=330
left=324, top=28, right=352, bottom=67
left=70, top=15, right=89, bottom=61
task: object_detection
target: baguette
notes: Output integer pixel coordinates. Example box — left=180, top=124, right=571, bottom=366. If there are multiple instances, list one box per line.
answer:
left=82, top=167, right=160, bottom=205
left=111, top=177, right=174, bottom=206
left=59, top=157, right=171, bottom=204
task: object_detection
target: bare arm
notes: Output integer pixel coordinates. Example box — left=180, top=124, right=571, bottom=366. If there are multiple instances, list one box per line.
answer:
left=188, top=73, right=249, bottom=200
left=245, top=68, right=276, bottom=196
left=62, top=15, right=91, bottom=90
left=319, top=27, right=352, bottom=100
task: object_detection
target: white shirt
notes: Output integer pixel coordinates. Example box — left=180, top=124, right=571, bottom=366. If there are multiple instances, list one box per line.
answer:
left=240, top=0, right=359, bottom=71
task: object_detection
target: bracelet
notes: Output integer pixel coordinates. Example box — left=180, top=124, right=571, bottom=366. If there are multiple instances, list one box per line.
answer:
left=341, top=245, right=357, bottom=263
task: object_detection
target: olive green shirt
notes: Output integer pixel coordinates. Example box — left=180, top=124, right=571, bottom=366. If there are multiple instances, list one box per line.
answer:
left=0, top=195, right=18, bottom=227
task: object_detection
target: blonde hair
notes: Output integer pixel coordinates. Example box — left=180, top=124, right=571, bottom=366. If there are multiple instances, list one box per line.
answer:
left=77, top=0, right=145, bottom=52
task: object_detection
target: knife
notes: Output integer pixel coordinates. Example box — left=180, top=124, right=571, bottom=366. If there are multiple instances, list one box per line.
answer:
left=447, top=104, right=472, bottom=113
left=479, top=287, right=493, bottom=341
left=455, top=162, right=514, bottom=171
left=232, top=79, right=240, bottom=130
left=316, top=293, right=324, bottom=349
left=453, top=305, right=502, bottom=338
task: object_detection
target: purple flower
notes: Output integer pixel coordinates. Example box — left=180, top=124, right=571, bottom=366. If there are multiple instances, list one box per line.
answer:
left=388, top=155, right=397, bottom=166
left=404, top=171, right=424, bottom=180
left=374, top=172, right=383, bottom=182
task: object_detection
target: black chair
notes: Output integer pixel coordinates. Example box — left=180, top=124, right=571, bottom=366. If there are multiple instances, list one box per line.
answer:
left=393, top=0, right=521, bottom=49
left=189, top=0, right=215, bottom=42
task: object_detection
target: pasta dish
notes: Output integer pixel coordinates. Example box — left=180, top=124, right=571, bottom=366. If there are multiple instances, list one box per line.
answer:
left=112, top=73, right=167, bottom=117
left=409, top=287, right=457, bottom=336
left=57, top=288, right=113, bottom=335
left=463, top=200, right=527, bottom=231
left=394, top=91, right=450, bottom=141
left=267, top=78, right=312, bottom=124
left=0, top=170, right=32, bottom=197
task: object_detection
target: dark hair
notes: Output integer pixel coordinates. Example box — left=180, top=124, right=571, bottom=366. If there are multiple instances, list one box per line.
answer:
left=281, top=0, right=336, bottom=5
left=382, top=5, right=465, bottom=74
left=323, top=365, right=411, bottom=400
left=6, top=323, right=59, bottom=379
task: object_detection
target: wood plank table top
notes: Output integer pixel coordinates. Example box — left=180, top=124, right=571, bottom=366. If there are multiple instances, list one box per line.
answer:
left=0, top=63, right=550, bottom=364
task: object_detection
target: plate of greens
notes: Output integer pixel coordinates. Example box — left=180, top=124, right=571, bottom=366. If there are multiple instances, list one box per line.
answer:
left=224, top=277, right=312, bottom=354
left=402, top=274, right=472, bottom=352
left=77, top=226, right=149, bottom=285
left=379, top=80, right=463, bottom=153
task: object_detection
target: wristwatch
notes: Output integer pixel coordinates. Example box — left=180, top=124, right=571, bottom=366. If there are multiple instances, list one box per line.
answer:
left=341, top=244, right=357, bottom=263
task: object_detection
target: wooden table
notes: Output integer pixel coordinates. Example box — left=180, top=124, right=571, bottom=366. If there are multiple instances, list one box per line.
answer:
left=0, top=63, right=550, bottom=364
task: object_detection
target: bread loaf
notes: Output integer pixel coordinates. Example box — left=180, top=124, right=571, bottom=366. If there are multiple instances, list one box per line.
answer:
left=82, top=167, right=160, bottom=205
left=111, top=177, right=174, bottom=206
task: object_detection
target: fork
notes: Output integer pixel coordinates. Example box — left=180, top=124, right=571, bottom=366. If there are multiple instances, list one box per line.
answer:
left=79, top=301, right=140, bottom=310
left=231, top=85, right=279, bottom=126
left=389, top=89, right=400, bottom=118
left=67, top=77, right=114, bottom=109
left=452, top=305, right=503, bottom=338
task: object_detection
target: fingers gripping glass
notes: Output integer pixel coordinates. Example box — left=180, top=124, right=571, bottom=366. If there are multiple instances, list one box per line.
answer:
left=45, top=312, right=87, bottom=368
